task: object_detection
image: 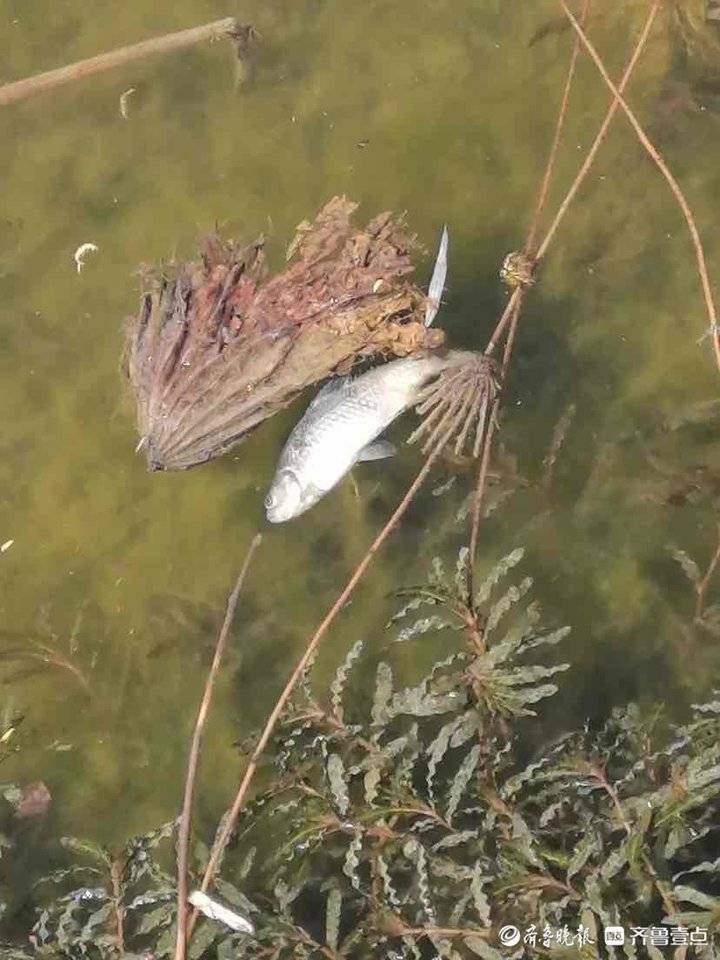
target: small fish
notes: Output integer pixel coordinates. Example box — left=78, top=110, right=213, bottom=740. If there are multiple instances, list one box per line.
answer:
left=265, top=228, right=456, bottom=523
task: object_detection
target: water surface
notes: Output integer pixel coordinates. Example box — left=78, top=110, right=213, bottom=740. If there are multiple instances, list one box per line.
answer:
left=1, top=0, right=720, bottom=912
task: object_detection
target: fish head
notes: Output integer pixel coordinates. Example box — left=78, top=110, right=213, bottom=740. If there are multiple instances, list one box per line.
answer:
left=264, top=469, right=304, bottom=523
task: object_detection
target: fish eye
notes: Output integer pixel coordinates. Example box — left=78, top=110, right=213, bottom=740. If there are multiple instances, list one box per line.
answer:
left=264, top=491, right=276, bottom=509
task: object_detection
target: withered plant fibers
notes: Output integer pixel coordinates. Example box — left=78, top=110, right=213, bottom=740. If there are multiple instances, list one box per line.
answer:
left=124, top=197, right=444, bottom=470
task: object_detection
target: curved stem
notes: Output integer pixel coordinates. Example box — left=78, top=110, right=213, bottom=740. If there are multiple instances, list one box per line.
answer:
left=559, top=0, right=720, bottom=373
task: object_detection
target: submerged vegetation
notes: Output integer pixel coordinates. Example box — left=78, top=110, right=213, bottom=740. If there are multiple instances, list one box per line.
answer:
left=4, top=549, right=720, bottom=958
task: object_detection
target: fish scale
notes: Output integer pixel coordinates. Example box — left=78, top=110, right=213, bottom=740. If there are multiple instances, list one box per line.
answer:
left=265, top=354, right=452, bottom=522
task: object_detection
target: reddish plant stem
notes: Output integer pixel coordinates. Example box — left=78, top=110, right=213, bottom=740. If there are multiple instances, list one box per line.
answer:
left=188, top=452, right=442, bottom=937
left=560, top=0, right=720, bottom=373
left=174, top=534, right=262, bottom=960
left=525, top=0, right=591, bottom=257
left=0, top=18, right=242, bottom=107
left=471, top=1, right=661, bottom=581
left=535, top=2, right=660, bottom=262
left=468, top=0, right=589, bottom=592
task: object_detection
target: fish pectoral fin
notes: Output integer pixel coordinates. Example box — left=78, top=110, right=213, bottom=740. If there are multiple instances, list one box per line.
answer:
left=356, top=440, right=397, bottom=462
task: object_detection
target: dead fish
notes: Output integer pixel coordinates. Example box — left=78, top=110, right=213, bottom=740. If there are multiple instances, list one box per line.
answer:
left=265, top=227, right=453, bottom=523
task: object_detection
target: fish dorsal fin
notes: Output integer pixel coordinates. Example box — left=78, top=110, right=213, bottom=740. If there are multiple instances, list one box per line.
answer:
left=425, top=224, right=449, bottom=327
left=306, top=375, right=351, bottom=414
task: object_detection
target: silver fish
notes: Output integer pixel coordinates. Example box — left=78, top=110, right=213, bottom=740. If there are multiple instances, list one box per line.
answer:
left=265, top=352, right=461, bottom=522
left=265, top=226, right=453, bottom=523
left=265, top=226, right=453, bottom=524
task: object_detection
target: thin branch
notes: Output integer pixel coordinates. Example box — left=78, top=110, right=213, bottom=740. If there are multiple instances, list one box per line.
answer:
left=535, top=2, right=660, bottom=263
left=0, top=17, right=243, bottom=107
left=187, top=451, right=443, bottom=937
left=560, top=0, right=720, bottom=373
left=468, top=0, right=589, bottom=593
left=524, top=0, right=589, bottom=258
left=174, top=534, right=262, bottom=960
left=110, top=857, right=125, bottom=954
left=471, top=0, right=660, bottom=589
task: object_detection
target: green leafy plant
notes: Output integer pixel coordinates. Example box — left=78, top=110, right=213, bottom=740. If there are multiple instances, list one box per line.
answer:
left=7, top=548, right=719, bottom=959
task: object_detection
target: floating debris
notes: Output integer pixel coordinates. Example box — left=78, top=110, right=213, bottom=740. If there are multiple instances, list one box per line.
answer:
left=119, top=87, right=136, bottom=119
left=188, top=889, right=255, bottom=934
left=74, top=243, right=98, bottom=274
left=124, top=197, right=444, bottom=470
left=1, top=539, right=14, bottom=553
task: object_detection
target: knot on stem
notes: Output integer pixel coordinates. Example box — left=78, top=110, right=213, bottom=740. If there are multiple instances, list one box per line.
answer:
left=500, top=251, right=536, bottom=289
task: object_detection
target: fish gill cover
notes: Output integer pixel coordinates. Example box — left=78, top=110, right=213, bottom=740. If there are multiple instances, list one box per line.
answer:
left=123, top=196, right=445, bottom=471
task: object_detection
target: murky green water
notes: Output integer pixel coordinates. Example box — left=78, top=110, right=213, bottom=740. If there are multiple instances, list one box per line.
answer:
left=2, top=0, right=720, bottom=921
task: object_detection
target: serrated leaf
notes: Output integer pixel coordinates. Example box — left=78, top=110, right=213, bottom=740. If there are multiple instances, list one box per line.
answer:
left=59, top=837, right=111, bottom=867
left=567, top=832, right=599, bottom=880
left=395, top=615, right=453, bottom=644
left=431, top=830, right=476, bottom=852
left=388, top=687, right=461, bottom=718
left=363, top=756, right=383, bottom=806
left=672, top=885, right=719, bottom=909
left=325, top=887, right=341, bottom=950
left=371, top=662, right=393, bottom=726
left=455, top=547, right=471, bottom=602
left=343, top=832, right=363, bottom=890
left=485, top=577, right=533, bottom=635
left=403, top=838, right=435, bottom=922
left=446, top=745, right=481, bottom=823
left=463, top=937, right=502, bottom=958
left=326, top=753, right=349, bottom=815
left=475, top=548, right=525, bottom=606
left=600, top=841, right=629, bottom=881
left=667, top=546, right=701, bottom=584
left=470, top=865, right=492, bottom=925
left=673, top=856, right=720, bottom=881
left=330, top=639, right=363, bottom=722
left=426, top=715, right=464, bottom=804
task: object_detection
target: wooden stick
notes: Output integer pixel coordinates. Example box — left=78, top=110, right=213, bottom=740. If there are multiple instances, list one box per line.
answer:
left=0, top=17, right=242, bottom=107
left=174, top=534, right=262, bottom=960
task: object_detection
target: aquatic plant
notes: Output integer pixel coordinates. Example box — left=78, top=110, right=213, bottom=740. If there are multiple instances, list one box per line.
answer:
left=7, top=548, right=720, bottom=959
